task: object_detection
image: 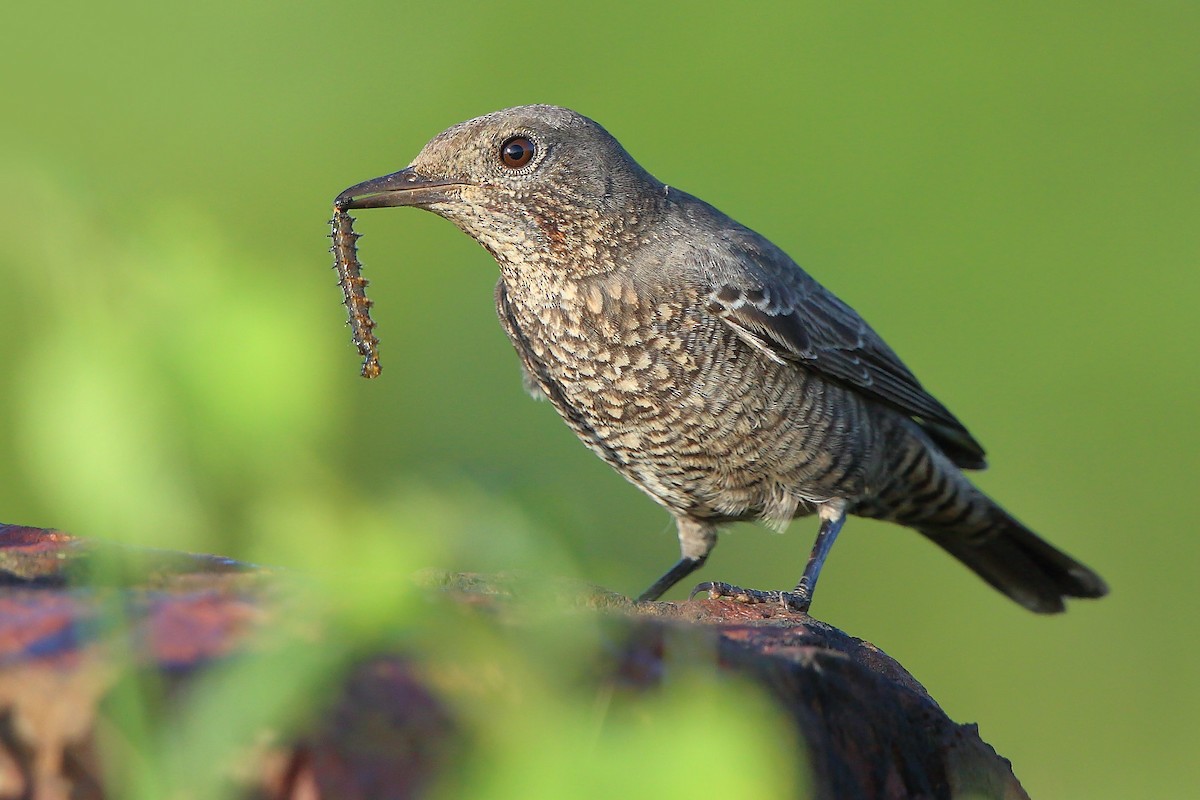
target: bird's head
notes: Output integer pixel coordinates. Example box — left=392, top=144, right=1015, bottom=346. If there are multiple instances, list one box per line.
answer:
left=336, top=105, right=665, bottom=273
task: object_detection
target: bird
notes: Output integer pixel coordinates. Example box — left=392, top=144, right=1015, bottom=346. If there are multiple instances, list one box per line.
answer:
left=335, top=105, right=1108, bottom=614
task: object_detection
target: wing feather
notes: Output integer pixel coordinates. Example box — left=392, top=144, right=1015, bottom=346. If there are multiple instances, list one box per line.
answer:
left=700, top=245, right=987, bottom=470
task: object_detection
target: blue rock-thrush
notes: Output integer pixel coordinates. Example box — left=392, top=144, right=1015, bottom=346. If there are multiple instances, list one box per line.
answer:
left=335, top=105, right=1107, bottom=613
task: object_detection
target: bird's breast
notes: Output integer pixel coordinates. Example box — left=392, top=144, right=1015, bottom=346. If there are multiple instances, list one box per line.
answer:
left=501, top=272, right=693, bottom=426
left=499, top=271, right=808, bottom=449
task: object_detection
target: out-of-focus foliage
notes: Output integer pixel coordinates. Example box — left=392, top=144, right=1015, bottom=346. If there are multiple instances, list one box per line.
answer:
left=1, top=3, right=1196, bottom=797
left=90, top=495, right=805, bottom=799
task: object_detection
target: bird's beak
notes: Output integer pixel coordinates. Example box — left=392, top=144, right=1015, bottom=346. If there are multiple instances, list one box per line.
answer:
left=335, top=167, right=464, bottom=210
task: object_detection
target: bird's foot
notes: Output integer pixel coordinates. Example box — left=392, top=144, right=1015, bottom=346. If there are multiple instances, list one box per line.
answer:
left=689, top=581, right=812, bottom=612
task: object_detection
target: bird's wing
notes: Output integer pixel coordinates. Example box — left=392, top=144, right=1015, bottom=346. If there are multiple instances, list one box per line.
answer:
left=700, top=243, right=987, bottom=470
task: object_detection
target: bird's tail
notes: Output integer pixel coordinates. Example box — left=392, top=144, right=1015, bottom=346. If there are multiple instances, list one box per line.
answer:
left=863, top=428, right=1108, bottom=613
left=917, top=511, right=1108, bottom=613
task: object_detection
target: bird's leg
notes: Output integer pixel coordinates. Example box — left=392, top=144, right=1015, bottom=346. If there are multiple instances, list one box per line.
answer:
left=791, top=502, right=847, bottom=603
left=637, top=518, right=717, bottom=602
left=637, top=557, right=708, bottom=602
left=692, top=501, right=848, bottom=613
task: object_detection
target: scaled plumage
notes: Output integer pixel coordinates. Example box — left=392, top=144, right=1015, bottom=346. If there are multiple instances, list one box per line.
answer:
left=335, top=105, right=1108, bottom=613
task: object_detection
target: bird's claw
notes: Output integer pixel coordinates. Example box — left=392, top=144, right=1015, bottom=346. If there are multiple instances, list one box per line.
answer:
left=689, top=581, right=812, bottom=612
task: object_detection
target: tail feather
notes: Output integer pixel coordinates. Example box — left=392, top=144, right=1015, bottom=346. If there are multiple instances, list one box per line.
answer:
left=919, top=514, right=1109, bottom=614
left=864, top=421, right=1108, bottom=613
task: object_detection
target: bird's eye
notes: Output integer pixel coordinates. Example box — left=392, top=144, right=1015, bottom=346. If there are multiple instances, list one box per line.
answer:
left=499, top=135, right=535, bottom=169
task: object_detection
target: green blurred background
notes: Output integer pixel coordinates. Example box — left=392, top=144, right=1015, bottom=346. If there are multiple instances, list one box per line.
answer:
left=2, top=2, right=1197, bottom=796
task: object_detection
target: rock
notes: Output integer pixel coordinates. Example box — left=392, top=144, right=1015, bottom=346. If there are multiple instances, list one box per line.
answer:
left=0, top=524, right=1026, bottom=799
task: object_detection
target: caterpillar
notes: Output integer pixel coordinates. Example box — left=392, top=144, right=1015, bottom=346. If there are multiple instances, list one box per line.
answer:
left=329, top=206, right=381, bottom=379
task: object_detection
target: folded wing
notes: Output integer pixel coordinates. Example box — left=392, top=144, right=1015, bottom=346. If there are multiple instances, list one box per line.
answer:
left=700, top=246, right=987, bottom=470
